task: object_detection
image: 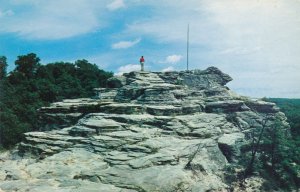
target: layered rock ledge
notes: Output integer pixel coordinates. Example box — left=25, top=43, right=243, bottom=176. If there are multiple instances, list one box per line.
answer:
left=0, top=67, right=289, bottom=192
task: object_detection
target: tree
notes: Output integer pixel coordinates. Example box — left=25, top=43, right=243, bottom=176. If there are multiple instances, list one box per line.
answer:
left=260, top=118, right=300, bottom=189
left=238, top=113, right=300, bottom=190
left=0, top=107, right=31, bottom=148
left=1, top=54, right=113, bottom=148
left=244, top=115, right=272, bottom=177
left=0, top=79, right=32, bottom=148
left=15, top=53, right=40, bottom=78
left=75, top=59, right=113, bottom=96
left=0, top=56, right=7, bottom=79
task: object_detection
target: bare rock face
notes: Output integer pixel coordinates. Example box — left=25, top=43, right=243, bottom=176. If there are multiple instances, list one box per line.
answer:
left=0, top=67, right=289, bottom=192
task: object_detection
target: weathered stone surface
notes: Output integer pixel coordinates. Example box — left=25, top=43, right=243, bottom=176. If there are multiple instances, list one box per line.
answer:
left=93, top=88, right=118, bottom=101
left=38, top=113, right=84, bottom=131
left=0, top=67, right=290, bottom=192
left=0, top=149, right=133, bottom=192
left=205, top=100, right=247, bottom=113
left=246, top=100, right=280, bottom=113
left=218, top=133, right=245, bottom=162
left=157, top=67, right=232, bottom=89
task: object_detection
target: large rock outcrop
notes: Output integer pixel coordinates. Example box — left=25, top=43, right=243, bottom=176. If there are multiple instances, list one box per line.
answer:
left=0, top=67, right=289, bottom=192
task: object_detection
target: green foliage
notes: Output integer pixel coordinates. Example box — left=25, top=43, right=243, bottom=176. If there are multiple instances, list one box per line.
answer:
left=107, top=77, right=124, bottom=88
left=0, top=56, right=7, bottom=80
left=265, top=98, right=300, bottom=137
left=0, top=53, right=113, bottom=148
left=0, top=80, right=32, bottom=147
left=15, top=53, right=40, bottom=78
left=238, top=111, right=300, bottom=190
left=34, top=61, right=113, bottom=100
left=0, top=107, right=30, bottom=148
left=75, top=59, right=113, bottom=96
left=262, top=98, right=300, bottom=189
left=259, top=118, right=300, bottom=189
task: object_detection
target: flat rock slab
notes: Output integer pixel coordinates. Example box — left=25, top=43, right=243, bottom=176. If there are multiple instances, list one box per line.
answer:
left=81, top=118, right=124, bottom=133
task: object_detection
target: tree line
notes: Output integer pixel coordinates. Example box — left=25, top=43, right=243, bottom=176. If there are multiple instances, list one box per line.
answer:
left=0, top=53, right=113, bottom=148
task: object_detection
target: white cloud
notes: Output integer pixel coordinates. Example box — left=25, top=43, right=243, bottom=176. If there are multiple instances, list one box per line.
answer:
left=162, top=66, right=175, bottom=72
left=112, top=38, right=141, bottom=49
left=164, top=55, right=183, bottom=64
left=107, top=0, right=125, bottom=11
left=115, top=64, right=140, bottom=75
left=0, top=0, right=105, bottom=40
left=219, top=46, right=262, bottom=55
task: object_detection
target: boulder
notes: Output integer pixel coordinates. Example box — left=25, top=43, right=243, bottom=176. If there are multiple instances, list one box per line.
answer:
left=218, top=133, right=245, bottom=162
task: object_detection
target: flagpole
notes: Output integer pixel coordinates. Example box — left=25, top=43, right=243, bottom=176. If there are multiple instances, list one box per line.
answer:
left=187, top=24, right=189, bottom=71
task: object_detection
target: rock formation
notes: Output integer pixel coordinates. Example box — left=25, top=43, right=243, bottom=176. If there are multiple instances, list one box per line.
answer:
left=0, top=67, right=289, bottom=191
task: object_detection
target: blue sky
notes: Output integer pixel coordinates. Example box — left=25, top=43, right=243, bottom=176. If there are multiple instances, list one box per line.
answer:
left=1, top=0, right=300, bottom=98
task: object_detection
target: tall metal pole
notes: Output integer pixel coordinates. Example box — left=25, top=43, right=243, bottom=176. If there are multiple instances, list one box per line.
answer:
left=187, top=24, right=189, bottom=71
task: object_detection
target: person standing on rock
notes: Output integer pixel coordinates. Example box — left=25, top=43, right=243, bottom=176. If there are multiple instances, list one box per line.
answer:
left=139, top=56, right=145, bottom=71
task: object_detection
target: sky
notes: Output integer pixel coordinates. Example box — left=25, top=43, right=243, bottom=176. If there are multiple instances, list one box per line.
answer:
left=0, top=0, right=300, bottom=98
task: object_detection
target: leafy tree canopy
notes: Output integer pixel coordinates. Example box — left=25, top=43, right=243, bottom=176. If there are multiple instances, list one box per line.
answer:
left=0, top=56, right=7, bottom=80
left=0, top=53, right=113, bottom=148
left=15, top=53, right=40, bottom=78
